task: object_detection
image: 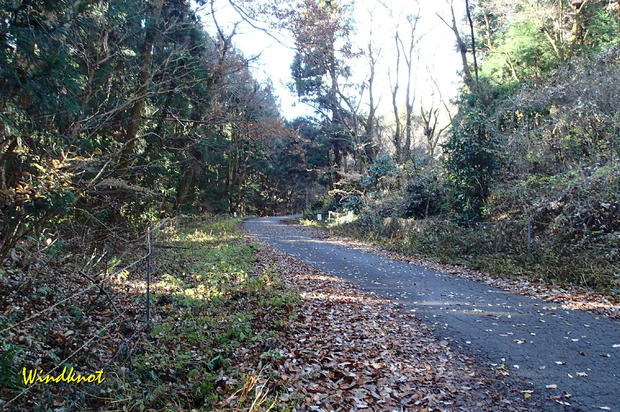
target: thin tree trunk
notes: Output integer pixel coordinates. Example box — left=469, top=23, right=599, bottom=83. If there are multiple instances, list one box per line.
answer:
left=390, top=31, right=402, bottom=162
left=465, top=0, right=480, bottom=86
left=118, top=0, right=165, bottom=172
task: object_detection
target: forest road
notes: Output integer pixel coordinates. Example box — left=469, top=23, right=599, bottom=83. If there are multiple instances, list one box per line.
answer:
left=244, top=216, right=620, bottom=412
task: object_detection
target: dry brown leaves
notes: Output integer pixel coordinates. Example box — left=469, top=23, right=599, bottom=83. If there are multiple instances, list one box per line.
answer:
left=0, top=255, right=148, bottom=409
left=248, top=242, right=531, bottom=411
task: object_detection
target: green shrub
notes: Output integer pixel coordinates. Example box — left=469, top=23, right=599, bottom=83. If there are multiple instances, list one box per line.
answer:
left=402, top=168, right=447, bottom=219
left=362, top=155, right=400, bottom=188
left=444, top=100, right=501, bottom=222
left=0, top=343, right=22, bottom=390
left=342, top=194, right=363, bottom=214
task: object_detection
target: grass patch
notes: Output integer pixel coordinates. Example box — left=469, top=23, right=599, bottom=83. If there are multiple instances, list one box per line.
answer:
left=104, top=217, right=296, bottom=410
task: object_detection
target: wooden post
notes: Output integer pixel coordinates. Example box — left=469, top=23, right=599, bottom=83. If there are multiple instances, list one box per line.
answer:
left=146, top=227, right=152, bottom=328
left=526, top=217, right=532, bottom=260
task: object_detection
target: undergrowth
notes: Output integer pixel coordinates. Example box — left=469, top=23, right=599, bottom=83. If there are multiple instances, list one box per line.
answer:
left=299, top=211, right=619, bottom=299
left=104, top=217, right=297, bottom=411
left=0, top=217, right=298, bottom=411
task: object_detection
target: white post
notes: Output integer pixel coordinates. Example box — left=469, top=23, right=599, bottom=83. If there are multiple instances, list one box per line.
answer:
left=317, top=213, right=322, bottom=221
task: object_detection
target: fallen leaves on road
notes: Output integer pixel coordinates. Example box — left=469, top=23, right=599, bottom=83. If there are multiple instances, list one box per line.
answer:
left=245, top=242, right=533, bottom=411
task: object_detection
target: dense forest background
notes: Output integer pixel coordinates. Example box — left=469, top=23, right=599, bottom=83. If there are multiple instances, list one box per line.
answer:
left=0, top=0, right=618, bottom=286
left=0, top=0, right=325, bottom=262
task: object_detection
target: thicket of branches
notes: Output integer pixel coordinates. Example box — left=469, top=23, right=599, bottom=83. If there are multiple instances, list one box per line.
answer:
left=0, top=0, right=320, bottom=260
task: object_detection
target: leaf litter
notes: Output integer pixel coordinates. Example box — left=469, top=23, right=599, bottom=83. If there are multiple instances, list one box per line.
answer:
left=244, top=241, right=536, bottom=411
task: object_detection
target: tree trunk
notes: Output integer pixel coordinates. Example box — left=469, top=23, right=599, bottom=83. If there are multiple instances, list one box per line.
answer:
left=117, top=0, right=165, bottom=172
left=390, top=30, right=402, bottom=163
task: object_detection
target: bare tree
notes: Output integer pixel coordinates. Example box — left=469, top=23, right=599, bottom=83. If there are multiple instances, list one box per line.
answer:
left=398, top=13, right=421, bottom=164
left=437, top=0, right=476, bottom=92
left=419, top=104, right=451, bottom=162
left=386, top=6, right=421, bottom=164
left=359, top=21, right=381, bottom=171
left=388, top=28, right=403, bottom=163
left=464, top=0, right=480, bottom=85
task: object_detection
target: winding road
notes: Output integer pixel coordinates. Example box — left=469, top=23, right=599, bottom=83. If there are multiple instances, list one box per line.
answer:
left=245, top=216, right=620, bottom=411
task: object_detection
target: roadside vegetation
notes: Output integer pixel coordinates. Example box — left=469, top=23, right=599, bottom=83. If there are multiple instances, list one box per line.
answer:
left=111, top=217, right=299, bottom=410
left=1, top=217, right=297, bottom=410
left=299, top=1, right=619, bottom=296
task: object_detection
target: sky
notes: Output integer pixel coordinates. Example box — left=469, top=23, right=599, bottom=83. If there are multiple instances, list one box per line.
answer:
left=196, top=0, right=466, bottom=120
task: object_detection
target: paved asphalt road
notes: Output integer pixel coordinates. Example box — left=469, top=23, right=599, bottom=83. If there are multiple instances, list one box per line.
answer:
left=244, top=216, right=620, bottom=411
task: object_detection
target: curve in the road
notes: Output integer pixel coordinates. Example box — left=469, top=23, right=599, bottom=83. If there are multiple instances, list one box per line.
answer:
left=244, top=216, right=620, bottom=412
